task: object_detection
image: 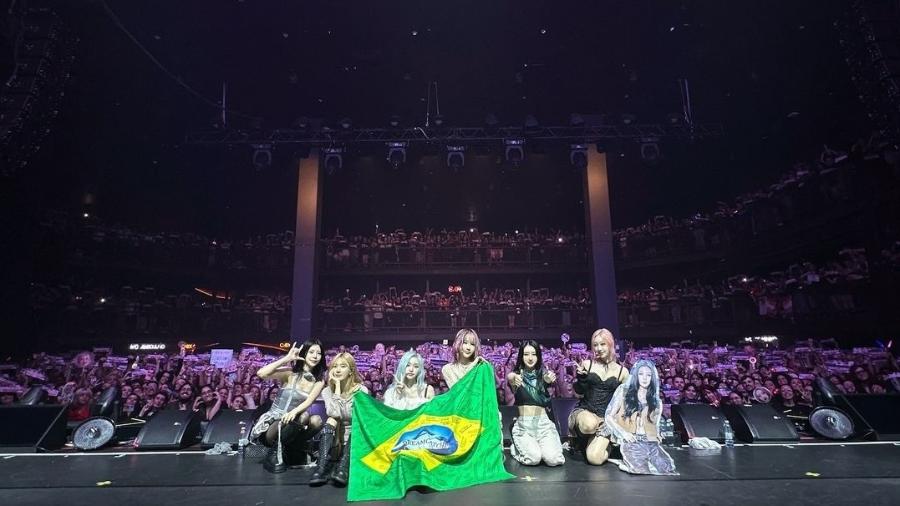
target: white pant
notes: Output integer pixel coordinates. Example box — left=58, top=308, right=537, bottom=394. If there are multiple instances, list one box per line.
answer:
left=510, top=412, right=565, bottom=466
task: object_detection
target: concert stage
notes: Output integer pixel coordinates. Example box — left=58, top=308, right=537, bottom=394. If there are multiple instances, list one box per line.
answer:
left=1, top=442, right=898, bottom=505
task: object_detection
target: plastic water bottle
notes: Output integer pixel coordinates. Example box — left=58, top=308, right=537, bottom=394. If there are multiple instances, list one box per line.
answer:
left=238, top=422, right=247, bottom=457
left=663, top=417, right=675, bottom=446
left=723, top=419, right=734, bottom=448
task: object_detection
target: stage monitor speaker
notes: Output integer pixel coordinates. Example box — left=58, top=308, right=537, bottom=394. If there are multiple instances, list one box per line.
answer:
left=201, top=409, right=259, bottom=449
left=722, top=403, right=799, bottom=443
left=550, top=398, right=579, bottom=438
left=499, top=405, right=518, bottom=443
left=845, top=394, right=900, bottom=440
left=671, top=404, right=725, bottom=444
left=0, top=405, right=67, bottom=452
left=18, top=386, right=46, bottom=406
left=134, top=409, right=201, bottom=450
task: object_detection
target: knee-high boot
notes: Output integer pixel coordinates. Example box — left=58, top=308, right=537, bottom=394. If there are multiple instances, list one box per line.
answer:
left=331, top=435, right=351, bottom=486
left=309, top=425, right=335, bottom=486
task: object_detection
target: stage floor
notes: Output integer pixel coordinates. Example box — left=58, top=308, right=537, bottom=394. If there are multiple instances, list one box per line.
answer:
left=1, top=442, right=899, bottom=505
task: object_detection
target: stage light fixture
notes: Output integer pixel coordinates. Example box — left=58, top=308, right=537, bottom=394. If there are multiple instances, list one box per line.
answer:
left=389, top=115, right=401, bottom=128
left=569, top=113, right=585, bottom=127
left=504, top=138, right=524, bottom=164
left=433, top=114, right=445, bottom=127
left=339, top=117, right=353, bottom=130
left=386, top=141, right=407, bottom=169
left=640, top=137, right=660, bottom=162
left=570, top=143, right=588, bottom=169
left=251, top=144, right=273, bottom=170
left=524, top=114, right=540, bottom=132
left=323, top=146, right=344, bottom=174
left=621, top=113, right=637, bottom=126
left=446, top=145, right=466, bottom=171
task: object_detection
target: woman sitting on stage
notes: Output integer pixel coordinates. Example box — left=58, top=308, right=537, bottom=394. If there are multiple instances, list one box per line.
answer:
left=310, top=352, right=369, bottom=487
left=441, top=328, right=488, bottom=389
left=252, top=340, right=326, bottom=474
left=506, top=340, right=565, bottom=466
left=568, top=328, right=629, bottom=465
left=605, top=360, right=677, bottom=475
left=383, top=349, right=435, bottom=410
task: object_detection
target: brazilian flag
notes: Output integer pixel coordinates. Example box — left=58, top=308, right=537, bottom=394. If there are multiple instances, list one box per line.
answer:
left=348, top=362, right=515, bottom=501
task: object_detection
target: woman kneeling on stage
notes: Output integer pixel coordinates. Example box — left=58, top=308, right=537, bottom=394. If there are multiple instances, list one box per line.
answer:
left=252, top=339, right=326, bottom=473
left=568, top=328, right=629, bottom=465
left=310, top=352, right=369, bottom=487
left=605, top=360, right=677, bottom=475
left=383, top=349, right=434, bottom=410
left=506, top=340, right=565, bottom=466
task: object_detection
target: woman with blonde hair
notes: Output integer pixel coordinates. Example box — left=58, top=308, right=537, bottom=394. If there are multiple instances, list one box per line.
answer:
left=310, top=352, right=369, bottom=487
left=568, top=328, right=629, bottom=465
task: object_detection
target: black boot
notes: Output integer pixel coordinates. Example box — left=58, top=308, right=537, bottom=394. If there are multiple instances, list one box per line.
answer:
left=262, top=446, right=286, bottom=474
left=330, top=436, right=351, bottom=486
left=309, top=425, right=335, bottom=486
left=280, top=422, right=310, bottom=468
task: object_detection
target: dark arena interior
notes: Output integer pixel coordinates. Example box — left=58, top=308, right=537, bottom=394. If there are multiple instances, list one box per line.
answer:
left=1, top=1, right=900, bottom=505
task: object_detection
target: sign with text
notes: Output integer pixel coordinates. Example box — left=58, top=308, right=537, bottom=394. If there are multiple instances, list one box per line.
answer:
left=210, top=349, right=234, bottom=369
left=129, top=343, right=167, bottom=351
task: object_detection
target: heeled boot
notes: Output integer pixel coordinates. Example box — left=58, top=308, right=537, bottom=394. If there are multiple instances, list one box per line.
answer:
left=330, top=435, right=351, bottom=486
left=262, top=445, right=286, bottom=474
left=309, top=425, right=335, bottom=486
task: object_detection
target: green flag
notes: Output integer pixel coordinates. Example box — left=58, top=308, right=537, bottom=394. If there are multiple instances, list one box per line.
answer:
left=348, top=362, right=515, bottom=501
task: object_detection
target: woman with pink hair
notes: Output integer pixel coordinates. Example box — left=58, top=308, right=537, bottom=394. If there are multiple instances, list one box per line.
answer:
left=568, top=328, right=629, bottom=465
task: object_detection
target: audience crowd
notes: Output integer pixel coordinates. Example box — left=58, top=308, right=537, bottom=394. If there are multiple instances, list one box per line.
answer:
left=2, top=338, right=897, bottom=431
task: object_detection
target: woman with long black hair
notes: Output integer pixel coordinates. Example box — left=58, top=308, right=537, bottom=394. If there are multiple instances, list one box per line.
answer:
left=605, top=360, right=677, bottom=475
left=506, top=340, right=565, bottom=466
left=252, top=339, right=326, bottom=473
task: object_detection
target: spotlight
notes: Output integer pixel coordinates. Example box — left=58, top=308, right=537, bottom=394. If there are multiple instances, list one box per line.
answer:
left=251, top=144, right=273, bottom=170
left=293, top=116, right=310, bottom=129
left=504, top=138, right=524, bottom=164
left=524, top=114, right=540, bottom=131
left=339, top=117, right=353, bottom=130
left=639, top=137, right=660, bottom=162
left=389, top=115, right=401, bottom=128
left=446, top=145, right=466, bottom=171
left=621, top=113, right=637, bottom=126
left=433, top=114, right=445, bottom=127
left=667, top=113, right=684, bottom=126
left=386, top=141, right=407, bottom=169
left=570, top=143, right=588, bottom=169
left=323, top=146, right=344, bottom=175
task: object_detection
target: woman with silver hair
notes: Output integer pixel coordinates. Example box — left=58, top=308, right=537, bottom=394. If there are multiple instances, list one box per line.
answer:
left=605, top=359, right=677, bottom=475
left=383, top=349, right=435, bottom=410
left=506, top=340, right=565, bottom=466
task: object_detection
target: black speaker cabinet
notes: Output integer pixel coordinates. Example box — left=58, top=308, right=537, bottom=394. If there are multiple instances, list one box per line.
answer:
left=671, top=403, right=726, bottom=443
left=499, top=405, right=518, bottom=443
left=201, top=409, right=259, bottom=449
left=845, top=394, right=900, bottom=441
left=550, top=398, right=579, bottom=438
left=134, top=409, right=201, bottom=450
left=0, top=405, right=67, bottom=452
left=722, top=403, right=799, bottom=443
